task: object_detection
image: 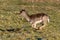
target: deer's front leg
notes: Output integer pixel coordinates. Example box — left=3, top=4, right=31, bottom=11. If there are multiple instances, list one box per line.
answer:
left=39, top=21, right=47, bottom=30
left=32, top=23, right=38, bottom=29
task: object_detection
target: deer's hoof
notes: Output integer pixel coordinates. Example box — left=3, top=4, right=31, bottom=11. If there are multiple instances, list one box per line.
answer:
left=38, top=27, right=43, bottom=30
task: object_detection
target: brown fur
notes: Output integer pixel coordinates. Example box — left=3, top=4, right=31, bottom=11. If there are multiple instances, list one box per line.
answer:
left=20, top=9, right=49, bottom=30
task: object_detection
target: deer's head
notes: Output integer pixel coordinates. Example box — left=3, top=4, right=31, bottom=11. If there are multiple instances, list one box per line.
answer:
left=20, top=9, right=27, bottom=15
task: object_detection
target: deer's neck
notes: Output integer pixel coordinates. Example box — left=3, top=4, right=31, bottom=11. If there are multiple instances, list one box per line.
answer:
left=21, top=13, right=31, bottom=22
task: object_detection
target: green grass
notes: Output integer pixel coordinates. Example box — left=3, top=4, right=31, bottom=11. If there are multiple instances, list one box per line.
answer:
left=0, top=0, right=60, bottom=40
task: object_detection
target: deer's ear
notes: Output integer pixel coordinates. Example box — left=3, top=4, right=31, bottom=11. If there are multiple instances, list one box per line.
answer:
left=20, top=9, right=26, bottom=13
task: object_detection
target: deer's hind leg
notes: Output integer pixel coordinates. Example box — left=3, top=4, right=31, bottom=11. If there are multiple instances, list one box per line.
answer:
left=39, top=16, right=49, bottom=30
left=39, top=20, right=48, bottom=30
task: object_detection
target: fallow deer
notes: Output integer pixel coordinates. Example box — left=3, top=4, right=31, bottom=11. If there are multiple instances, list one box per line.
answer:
left=20, top=9, right=49, bottom=30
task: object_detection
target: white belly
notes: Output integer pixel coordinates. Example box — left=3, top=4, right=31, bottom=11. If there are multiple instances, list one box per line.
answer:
left=34, top=20, right=42, bottom=24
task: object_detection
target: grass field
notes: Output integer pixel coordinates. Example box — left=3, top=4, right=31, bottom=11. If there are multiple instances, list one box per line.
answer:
left=0, top=0, right=60, bottom=40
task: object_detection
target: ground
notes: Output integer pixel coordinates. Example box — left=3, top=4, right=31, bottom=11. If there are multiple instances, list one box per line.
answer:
left=0, top=0, right=60, bottom=40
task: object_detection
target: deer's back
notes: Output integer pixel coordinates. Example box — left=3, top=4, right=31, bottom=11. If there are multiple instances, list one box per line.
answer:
left=29, top=13, right=49, bottom=23
left=30, top=13, right=48, bottom=19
